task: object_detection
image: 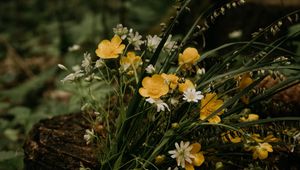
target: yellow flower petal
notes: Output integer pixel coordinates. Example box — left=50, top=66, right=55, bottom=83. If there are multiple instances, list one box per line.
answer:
left=185, top=163, right=195, bottom=170
left=240, top=114, right=259, bottom=122
left=111, top=35, right=122, bottom=46
left=161, top=73, right=179, bottom=90
left=178, top=79, right=194, bottom=93
left=190, top=143, right=201, bottom=154
left=95, top=35, right=125, bottom=59
left=178, top=47, right=200, bottom=65
left=139, top=74, right=169, bottom=98
left=239, top=73, right=253, bottom=89
left=200, top=93, right=224, bottom=123
left=208, top=115, right=221, bottom=123
left=192, top=152, right=205, bottom=167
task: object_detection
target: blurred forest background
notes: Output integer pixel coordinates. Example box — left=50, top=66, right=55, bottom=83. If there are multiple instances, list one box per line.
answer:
left=0, top=0, right=299, bottom=169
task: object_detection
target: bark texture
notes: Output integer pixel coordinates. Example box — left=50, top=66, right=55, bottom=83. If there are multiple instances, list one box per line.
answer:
left=23, top=113, right=99, bottom=170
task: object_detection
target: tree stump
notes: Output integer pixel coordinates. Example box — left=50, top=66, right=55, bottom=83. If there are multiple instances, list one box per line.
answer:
left=23, top=113, right=99, bottom=170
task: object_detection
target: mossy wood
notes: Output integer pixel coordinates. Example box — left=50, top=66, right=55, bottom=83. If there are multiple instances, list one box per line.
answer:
left=23, top=113, right=99, bottom=170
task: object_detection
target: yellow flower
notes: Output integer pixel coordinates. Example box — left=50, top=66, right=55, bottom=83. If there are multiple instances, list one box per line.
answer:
left=200, top=93, right=224, bottom=123
left=252, top=142, right=273, bottom=160
left=154, top=155, right=166, bottom=165
left=95, top=35, right=125, bottom=59
left=139, top=74, right=169, bottom=99
left=120, top=51, right=142, bottom=71
left=239, top=114, right=259, bottom=122
left=263, top=134, right=280, bottom=143
left=238, top=73, right=253, bottom=104
left=161, top=73, right=179, bottom=90
left=178, top=79, right=195, bottom=93
left=222, top=131, right=242, bottom=143
left=250, top=133, right=279, bottom=143
left=178, top=47, right=200, bottom=66
left=185, top=143, right=205, bottom=170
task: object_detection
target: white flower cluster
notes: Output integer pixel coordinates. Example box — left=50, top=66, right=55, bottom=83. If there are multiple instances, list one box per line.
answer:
left=112, top=24, right=178, bottom=53
left=83, top=129, right=95, bottom=145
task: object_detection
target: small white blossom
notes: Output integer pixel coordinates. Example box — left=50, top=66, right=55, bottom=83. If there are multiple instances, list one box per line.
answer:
left=163, top=35, right=178, bottom=54
left=57, top=64, right=68, bottom=71
left=170, top=98, right=179, bottom=106
left=168, top=141, right=194, bottom=168
left=95, top=59, right=105, bottom=68
left=228, top=30, right=242, bottom=39
left=83, top=129, right=95, bottom=145
left=81, top=53, right=92, bottom=73
left=145, top=64, right=156, bottom=74
left=146, top=98, right=170, bottom=112
left=127, top=29, right=144, bottom=50
left=113, top=24, right=129, bottom=40
left=197, top=68, right=206, bottom=75
left=72, top=65, right=81, bottom=72
left=146, top=35, right=161, bottom=52
left=61, top=70, right=84, bottom=83
left=183, top=88, right=204, bottom=103
left=68, top=44, right=80, bottom=52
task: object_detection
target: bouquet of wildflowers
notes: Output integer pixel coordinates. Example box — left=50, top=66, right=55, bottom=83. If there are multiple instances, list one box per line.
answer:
left=60, top=0, right=300, bottom=169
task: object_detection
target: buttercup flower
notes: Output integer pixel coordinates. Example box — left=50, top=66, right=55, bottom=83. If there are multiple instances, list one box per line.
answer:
left=222, top=131, right=242, bottom=143
left=178, top=79, right=195, bottom=93
left=238, top=73, right=253, bottom=104
left=178, top=47, right=200, bottom=67
left=146, top=98, right=170, bottom=112
left=155, top=155, right=166, bottom=165
left=120, top=51, right=142, bottom=71
left=183, top=88, right=204, bottom=103
left=139, top=74, right=169, bottom=99
left=250, top=133, right=279, bottom=143
left=185, top=143, right=205, bottom=170
left=200, top=93, right=224, bottom=123
left=95, top=35, right=125, bottom=59
left=252, top=142, right=273, bottom=160
left=161, top=73, right=179, bottom=90
left=240, top=114, right=259, bottom=122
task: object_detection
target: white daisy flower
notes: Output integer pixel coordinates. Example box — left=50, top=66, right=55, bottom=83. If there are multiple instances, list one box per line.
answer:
left=83, top=129, right=95, bottom=145
left=146, top=98, right=170, bottom=112
left=163, top=35, right=178, bottom=54
left=145, top=64, right=156, bottom=74
left=113, top=24, right=129, bottom=40
left=168, top=141, right=194, bottom=168
left=127, top=29, right=144, bottom=50
left=183, top=88, right=204, bottom=103
left=146, top=35, right=161, bottom=52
